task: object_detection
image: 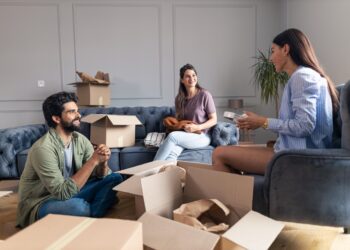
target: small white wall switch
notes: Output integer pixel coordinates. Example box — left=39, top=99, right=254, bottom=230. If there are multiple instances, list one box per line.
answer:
left=37, top=80, right=45, bottom=87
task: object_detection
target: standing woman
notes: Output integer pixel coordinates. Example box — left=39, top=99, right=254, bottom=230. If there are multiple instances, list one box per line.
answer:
left=154, top=63, right=217, bottom=160
left=212, top=28, right=339, bottom=174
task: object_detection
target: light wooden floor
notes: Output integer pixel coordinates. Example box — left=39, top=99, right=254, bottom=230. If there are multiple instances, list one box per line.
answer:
left=1, top=180, right=350, bottom=249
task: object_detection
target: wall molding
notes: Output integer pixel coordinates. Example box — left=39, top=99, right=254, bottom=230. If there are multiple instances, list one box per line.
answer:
left=73, top=3, right=163, bottom=100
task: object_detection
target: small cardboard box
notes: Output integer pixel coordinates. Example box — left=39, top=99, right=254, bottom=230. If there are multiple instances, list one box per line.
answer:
left=70, top=81, right=110, bottom=106
left=0, top=214, right=142, bottom=249
left=114, top=160, right=178, bottom=217
left=114, top=160, right=284, bottom=250
left=81, top=114, right=142, bottom=148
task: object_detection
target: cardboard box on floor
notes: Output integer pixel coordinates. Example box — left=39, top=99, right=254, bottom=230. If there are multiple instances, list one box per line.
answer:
left=70, top=81, right=110, bottom=106
left=0, top=214, right=142, bottom=250
left=114, top=160, right=284, bottom=250
left=114, top=160, right=178, bottom=217
left=81, top=114, right=142, bottom=148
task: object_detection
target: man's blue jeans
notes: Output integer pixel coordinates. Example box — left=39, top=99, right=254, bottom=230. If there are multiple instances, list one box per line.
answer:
left=37, top=173, right=123, bottom=219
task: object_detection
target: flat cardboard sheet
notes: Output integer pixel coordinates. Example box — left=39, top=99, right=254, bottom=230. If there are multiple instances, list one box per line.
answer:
left=222, top=211, right=284, bottom=250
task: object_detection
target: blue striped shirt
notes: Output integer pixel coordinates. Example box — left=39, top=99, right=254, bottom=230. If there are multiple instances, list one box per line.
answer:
left=268, top=66, right=333, bottom=152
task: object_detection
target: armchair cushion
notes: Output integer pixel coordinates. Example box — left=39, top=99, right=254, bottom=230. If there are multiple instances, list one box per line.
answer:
left=341, top=82, right=350, bottom=149
left=265, top=149, right=350, bottom=227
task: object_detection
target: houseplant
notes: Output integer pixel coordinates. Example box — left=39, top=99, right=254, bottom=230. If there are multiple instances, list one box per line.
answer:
left=252, top=50, right=289, bottom=116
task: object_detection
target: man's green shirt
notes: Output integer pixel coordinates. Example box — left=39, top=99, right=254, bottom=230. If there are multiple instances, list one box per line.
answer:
left=17, top=128, right=93, bottom=228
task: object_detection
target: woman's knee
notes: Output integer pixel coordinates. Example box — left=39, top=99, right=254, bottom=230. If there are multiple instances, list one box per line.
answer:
left=212, top=146, right=227, bottom=162
left=167, top=131, right=184, bottom=143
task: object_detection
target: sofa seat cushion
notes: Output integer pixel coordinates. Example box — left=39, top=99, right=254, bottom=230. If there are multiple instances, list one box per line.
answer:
left=119, top=140, right=157, bottom=169
left=178, top=146, right=214, bottom=164
left=108, top=148, right=121, bottom=172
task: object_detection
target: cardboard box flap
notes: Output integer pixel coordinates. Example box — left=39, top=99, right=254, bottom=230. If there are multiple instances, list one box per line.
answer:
left=177, top=161, right=213, bottom=171
left=118, top=160, right=176, bottom=176
left=81, top=114, right=142, bottom=126
left=69, top=81, right=110, bottom=86
left=222, top=211, right=284, bottom=250
left=184, top=167, right=254, bottom=219
left=139, top=213, right=220, bottom=250
left=107, top=115, right=142, bottom=126
left=81, top=114, right=108, bottom=124
left=113, top=175, right=143, bottom=196
left=141, top=169, right=183, bottom=218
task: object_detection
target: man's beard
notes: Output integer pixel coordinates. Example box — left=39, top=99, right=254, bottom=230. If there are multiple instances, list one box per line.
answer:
left=61, top=118, right=80, bottom=133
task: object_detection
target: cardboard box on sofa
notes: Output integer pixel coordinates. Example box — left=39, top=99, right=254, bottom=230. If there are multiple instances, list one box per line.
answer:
left=81, top=114, right=142, bottom=148
left=114, top=160, right=284, bottom=250
left=70, top=81, right=110, bottom=106
left=0, top=214, right=142, bottom=250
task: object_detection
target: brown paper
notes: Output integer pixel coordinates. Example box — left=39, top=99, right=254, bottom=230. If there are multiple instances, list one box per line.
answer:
left=158, top=165, right=186, bottom=185
left=173, top=199, right=230, bottom=233
left=76, top=70, right=110, bottom=84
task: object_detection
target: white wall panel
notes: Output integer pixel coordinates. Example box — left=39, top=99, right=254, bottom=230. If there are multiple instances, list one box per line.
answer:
left=73, top=4, right=162, bottom=99
left=0, top=3, right=62, bottom=101
left=173, top=4, right=256, bottom=98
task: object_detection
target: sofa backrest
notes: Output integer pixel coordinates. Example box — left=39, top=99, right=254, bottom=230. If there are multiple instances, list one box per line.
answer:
left=0, top=106, right=175, bottom=179
left=0, top=124, right=48, bottom=179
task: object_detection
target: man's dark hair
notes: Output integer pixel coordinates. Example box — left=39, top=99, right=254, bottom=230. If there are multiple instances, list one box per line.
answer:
left=42, top=92, right=78, bottom=128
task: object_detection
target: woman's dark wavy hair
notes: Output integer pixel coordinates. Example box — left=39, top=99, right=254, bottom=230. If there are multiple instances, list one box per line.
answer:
left=273, top=28, right=339, bottom=111
left=42, top=92, right=78, bottom=128
left=175, top=63, right=203, bottom=119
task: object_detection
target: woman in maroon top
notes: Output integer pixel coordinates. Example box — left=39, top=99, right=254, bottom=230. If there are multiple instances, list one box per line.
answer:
left=154, top=64, right=217, bottom=160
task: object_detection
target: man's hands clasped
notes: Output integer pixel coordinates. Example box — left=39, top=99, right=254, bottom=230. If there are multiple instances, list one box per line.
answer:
left=91, top=144, right=111, bottom=166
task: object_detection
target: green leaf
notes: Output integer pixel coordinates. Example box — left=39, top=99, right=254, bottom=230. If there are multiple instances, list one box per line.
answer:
left=251, top=49, right=289, bottom=109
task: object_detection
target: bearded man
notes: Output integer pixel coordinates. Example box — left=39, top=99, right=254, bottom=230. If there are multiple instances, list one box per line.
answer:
left=17, top=92, right=123, bottom=228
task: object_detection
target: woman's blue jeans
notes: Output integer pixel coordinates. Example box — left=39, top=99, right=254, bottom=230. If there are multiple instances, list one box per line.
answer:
left=37, top=173, right=123, bottom=219
left=154, top=131, right=211, bottom=160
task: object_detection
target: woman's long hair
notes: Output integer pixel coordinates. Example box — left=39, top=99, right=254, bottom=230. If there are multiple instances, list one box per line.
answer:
left=175, top=64, right=203, bottom=119
left=273, top=28, right=339, bottom=111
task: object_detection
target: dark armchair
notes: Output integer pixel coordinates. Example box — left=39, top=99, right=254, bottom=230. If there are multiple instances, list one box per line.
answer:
left=264, top=81, right=350, bottom=232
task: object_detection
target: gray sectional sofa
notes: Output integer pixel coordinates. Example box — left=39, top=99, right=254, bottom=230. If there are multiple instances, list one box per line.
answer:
left=0, top=106, right=238, bottom=178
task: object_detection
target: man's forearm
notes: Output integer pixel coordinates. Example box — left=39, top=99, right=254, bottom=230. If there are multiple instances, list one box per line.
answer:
left=95, top=161, right=109, bottom=178
left=71, top=157, right=98, bottom=189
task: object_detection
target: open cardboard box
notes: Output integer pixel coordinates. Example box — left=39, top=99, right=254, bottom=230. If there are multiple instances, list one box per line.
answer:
left=0, top=214, right=142, bottom=249
left=114, top=160, right=178, bottom=217
left=81, top=114, right=142, bottom=148
left=114, top=160, right=284, bottom=250
left=69, top=81, right=110, bottom=106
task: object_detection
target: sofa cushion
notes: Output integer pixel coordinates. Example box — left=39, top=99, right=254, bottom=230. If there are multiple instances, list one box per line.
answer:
left=210, top=122, right=239, bottom=147
left=178, top=146, right=214, bottom=164
left=119, top=140, right=157, bottom=170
